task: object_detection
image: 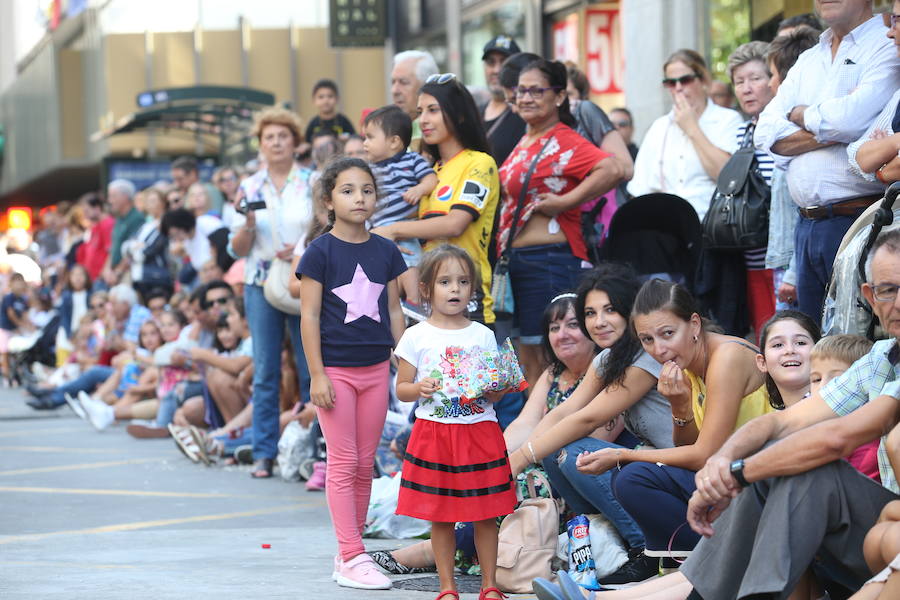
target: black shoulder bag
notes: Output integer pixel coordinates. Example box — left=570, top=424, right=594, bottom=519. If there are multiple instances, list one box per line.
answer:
left=702, top=123, right=771, bottom=250
left=491, top=137, right=552, bottom=316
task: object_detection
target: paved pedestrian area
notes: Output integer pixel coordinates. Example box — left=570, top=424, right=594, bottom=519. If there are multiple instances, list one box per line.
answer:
left=0, top=389, right=537, bottom=599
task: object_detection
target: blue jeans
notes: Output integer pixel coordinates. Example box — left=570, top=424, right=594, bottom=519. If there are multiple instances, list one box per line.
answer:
left=50, top=366, right=115, bottom=407
left=245, top=285, right=310, bottom=460
left=155, top=380, right=205, bottom=427
left=793, top=213, right=857, bottom=321
left=542, top=437, right=645, bottom=549
left=613, top=462, right=700, bottom=552
left=509, top=243, right=588, bottom=342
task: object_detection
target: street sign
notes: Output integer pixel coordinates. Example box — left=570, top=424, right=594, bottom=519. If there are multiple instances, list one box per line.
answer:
left=329, top=0, right=387, bottom=47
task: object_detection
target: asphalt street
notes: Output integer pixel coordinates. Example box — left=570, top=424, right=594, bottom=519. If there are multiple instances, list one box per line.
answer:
left=0, top=388, right=537, bottom=599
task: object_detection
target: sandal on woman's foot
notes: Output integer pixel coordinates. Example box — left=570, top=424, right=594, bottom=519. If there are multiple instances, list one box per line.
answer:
left=368, top=550, right=434, bottom=575
left=434, top=592, right=459, bottom=600
left=250, top=458, right=274, bottom=478
left=479, top=587, right=507, bottom=600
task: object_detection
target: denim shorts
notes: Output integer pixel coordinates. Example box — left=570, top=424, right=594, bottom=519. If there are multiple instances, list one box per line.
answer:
left=508, top=243, right=588, bottom=341
left=398, top=238, right=423, bottom=268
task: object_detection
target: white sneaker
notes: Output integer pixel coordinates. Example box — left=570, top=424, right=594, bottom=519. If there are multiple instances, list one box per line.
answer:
left=64, top=393, right=87, bottom=420
left=81, top=394, right=114, bottom=431
left=332, top=556, right=342, bottom=581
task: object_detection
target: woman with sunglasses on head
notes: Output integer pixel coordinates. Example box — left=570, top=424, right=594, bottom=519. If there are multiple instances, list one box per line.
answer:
left=495, top=58, right=623, bottom=386
left=627, top=49, right=743, bottom=220
left=371, top=73, right=500, bottom=326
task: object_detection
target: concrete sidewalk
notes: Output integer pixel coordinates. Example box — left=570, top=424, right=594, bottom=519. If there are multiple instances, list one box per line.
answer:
left=0, top=388, right=537, bottom=599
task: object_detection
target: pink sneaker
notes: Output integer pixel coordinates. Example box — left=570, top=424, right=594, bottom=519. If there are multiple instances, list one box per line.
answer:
left=335, top=554, right=391, bottom=590
left=332, top=555, right=341, bottom=581
left=305, top=461, right=326, bottom=491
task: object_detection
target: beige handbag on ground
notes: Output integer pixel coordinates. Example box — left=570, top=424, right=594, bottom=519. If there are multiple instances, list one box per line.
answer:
left=496, top=470, right=561, bottom=593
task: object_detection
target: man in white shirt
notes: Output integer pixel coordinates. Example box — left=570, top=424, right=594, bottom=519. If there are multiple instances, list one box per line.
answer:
left=755, top=0, right=900, bottom=320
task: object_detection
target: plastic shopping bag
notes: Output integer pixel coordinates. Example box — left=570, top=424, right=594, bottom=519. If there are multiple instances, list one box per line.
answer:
left=364, top=473, right=430, bottom=539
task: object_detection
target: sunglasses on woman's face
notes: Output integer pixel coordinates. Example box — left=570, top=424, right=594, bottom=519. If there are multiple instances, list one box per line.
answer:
left=425, top=73, right=457, bottom=85
left=662, top=74, right=699, bottom=88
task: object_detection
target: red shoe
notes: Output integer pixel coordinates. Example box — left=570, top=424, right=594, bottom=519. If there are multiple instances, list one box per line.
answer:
left=434, top=592, right=459, bottom=600
left=479, top=587, right=507, bottom=600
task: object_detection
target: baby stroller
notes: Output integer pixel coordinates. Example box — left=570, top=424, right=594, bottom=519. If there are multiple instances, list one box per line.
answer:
left=9, top=314, right=60, bottom=386
left=599, top=193, right=703, bottom=290
left=823, top=182, right=900, bottom=339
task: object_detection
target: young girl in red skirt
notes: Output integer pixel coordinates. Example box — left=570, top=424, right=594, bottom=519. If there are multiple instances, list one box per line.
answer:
left=394, top=244, right=517, bottom=600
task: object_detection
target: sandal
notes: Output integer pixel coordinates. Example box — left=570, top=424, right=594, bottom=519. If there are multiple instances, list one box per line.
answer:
left=168, top=424, right=201, bottom=463
left=434, top=592, right=459, bottom=600
left=251, top=457, right=274, bottom=478
left=368, top=550, right=434, bottom=575
left=479, top=587, right=507, bottom=600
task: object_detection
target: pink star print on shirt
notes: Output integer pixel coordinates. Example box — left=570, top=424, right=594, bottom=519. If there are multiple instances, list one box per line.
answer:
left=331, top=263, right=384, bottom=324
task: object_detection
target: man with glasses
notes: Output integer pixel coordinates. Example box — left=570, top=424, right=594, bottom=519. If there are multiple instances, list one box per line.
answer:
left=674, top=227, right=900, bottom=598
left=480, top=35, right=526, bottom=166
left=755, top=0, right=900, bottom=321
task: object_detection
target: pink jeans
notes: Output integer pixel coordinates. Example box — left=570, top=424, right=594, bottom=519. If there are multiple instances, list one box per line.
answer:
left=318, top=360, right=390, bottom=561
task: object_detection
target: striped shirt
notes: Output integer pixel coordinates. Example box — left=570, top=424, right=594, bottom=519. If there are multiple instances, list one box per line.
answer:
left=737, top=121, right=774, bottom=269
left=369, top=151, right=435, bottom=229
left=820, top=338, right=900, bottom=493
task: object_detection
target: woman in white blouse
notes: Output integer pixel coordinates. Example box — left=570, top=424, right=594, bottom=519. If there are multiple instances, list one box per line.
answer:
left=229, top=108, right=314, bottom=479
left=627, top=49, right=743, bottom=220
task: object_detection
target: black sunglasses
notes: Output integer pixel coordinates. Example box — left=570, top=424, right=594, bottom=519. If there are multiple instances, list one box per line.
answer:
left=203, top=297, right=231, bottom=309
left=662, top=74, right=699, bottom=88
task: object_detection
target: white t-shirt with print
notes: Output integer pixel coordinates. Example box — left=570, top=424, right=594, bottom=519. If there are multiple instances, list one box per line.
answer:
left=395, top=320, right=498, bottom=425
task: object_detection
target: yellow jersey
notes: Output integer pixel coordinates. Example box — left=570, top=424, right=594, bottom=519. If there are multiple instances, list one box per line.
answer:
left=419, top=149, right=500, bottom=324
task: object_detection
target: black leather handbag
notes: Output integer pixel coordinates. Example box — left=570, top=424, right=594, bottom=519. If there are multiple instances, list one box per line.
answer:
left=702, top=123, right=770, bottom=250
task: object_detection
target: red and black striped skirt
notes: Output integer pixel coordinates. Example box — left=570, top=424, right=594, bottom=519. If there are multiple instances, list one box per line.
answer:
left=396, top=419, right=517, bottom=523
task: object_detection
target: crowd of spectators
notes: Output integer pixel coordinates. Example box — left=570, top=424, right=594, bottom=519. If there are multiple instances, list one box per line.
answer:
left=3, top=0, right=900, bottom=597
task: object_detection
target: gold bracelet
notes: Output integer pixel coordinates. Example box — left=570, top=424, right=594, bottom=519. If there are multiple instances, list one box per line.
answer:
left=672, top=413, right=695, bottom=427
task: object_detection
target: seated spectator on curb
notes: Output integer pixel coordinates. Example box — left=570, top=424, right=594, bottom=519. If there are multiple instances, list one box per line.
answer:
left=174, top=298, right=252, bottom=431
left=510, top=264, right=676, bottom=585
left=1, top=273, right=34, bottom=385
left=810, top=334, right=879, bottom=481
left=576, top=279, right=768, bottom=563
left=675, top=228, right=900, bottom=600
left=79, top=309, right=188, bottom=431
left=25, top=285, right=150, bottom=410
left=83, top=320, right=163, bottom=408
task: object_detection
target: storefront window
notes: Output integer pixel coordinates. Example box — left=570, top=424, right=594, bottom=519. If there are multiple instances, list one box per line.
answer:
left=461, top=1, right=525, bottom=90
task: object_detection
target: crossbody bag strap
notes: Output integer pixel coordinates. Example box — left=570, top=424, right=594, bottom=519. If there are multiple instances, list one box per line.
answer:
left=486, top=106, right=511, bottom=138
left=503, top=136, right=553, bottom=256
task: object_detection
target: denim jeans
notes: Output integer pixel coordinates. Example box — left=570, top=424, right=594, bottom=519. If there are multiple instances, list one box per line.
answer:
left=155, top=380, right=205, bottom=427
left=50, top=366, right=115, bottom=407
left=509, top=243, right=588, bottom=342
left=542, top=436, right=645, bottom=549
left=793, top=213, right=858, bottom=321
left=244, top=285, right=310, bottom=460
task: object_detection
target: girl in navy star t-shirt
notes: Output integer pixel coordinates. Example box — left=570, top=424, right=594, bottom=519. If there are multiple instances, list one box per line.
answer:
left=297, top=157, right=406, bottom=590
